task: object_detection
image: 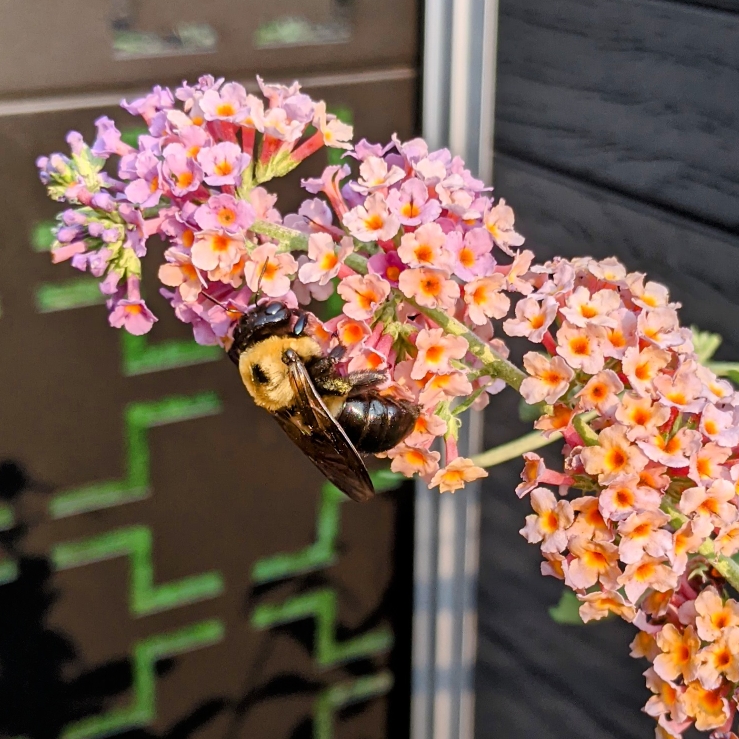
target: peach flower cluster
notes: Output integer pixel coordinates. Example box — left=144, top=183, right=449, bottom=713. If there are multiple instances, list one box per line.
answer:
left=513, top=256, right=739, bottom=738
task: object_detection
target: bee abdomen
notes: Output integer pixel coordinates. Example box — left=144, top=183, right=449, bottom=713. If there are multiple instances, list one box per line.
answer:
left=338, top=393, right=418, bottom=454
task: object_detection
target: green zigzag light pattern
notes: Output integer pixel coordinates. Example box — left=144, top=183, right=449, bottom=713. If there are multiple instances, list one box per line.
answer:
left=312, top=671, right=393, bottom=739
left=35, top=277, right=107, bottom=313
left=251, top=471, right=403, bottom=584
left=120, top=332, right=221, bottom=376
left=49, top=392, right=222, bottom=518
left=0, top=503, right=17, bottom=584
left=251, top=588, right=393, bottom=669
left=61, top=619, right=224, bottom=739
left=53, top=525, right=224, bottom=616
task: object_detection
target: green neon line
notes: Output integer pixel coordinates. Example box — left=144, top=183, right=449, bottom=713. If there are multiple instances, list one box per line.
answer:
left=0, top=504, right=14, bottom=531
left=52, top=525, right=224, bottom=616
left=0, top=559, right=18, bottom=585
left=61, top=619, right=224, bottom=739
left=313, top=671, right=393, bottom=739
left=120, top=332, right=222, bottom=376
left=251, top=472, right=405, bottom=584
left=49, top=392, right=222, bottom=518
left=251, top=483, right=345, bottom=584
left=35, top=277, right=106, bottom=313
left=251, top=588, right=393, bottom=669
left=31, top=220, right=56, bottom=252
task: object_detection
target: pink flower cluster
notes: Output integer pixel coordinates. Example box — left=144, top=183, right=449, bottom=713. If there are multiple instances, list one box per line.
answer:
left=37, top=75, right=352, bottom=336
left=512, top=256, right=739, bottom=737
left=38, top=76, right=532, bottom=492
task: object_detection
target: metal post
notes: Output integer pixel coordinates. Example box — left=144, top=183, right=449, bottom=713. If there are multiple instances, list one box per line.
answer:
left=412, top=0, right=499, bottom=736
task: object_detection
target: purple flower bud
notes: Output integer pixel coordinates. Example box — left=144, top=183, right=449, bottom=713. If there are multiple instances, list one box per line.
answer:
left=66, top=131, right=86, bottom=156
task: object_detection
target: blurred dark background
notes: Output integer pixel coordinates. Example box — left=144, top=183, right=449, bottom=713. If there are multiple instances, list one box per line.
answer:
left=1, top=0, right=738, bottom=738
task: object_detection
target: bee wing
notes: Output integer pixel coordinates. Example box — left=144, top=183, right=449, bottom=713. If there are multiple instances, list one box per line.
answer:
left=274, top=354, right=375, bottom=503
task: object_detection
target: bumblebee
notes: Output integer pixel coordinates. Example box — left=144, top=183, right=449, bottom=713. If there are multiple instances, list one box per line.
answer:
left=228, top=301, right=420, bottom=501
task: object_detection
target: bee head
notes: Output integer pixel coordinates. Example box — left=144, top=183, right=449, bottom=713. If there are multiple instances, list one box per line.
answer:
left=228, top=301, right=292, bottom=364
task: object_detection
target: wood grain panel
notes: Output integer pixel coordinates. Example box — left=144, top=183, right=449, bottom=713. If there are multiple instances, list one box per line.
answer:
left=495, top=0, right=739, bottom=232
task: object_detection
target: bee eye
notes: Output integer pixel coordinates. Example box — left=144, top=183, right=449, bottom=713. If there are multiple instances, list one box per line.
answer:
left=252, top=364, right=269, bottom=385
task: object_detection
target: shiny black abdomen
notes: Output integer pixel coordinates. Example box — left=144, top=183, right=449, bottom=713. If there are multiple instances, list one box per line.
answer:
left=338, top=392, right=418, bottom=454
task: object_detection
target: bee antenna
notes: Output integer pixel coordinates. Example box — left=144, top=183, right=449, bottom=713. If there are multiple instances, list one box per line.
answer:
left=201, top=291, right=243, bottom=317
left=249, top=259, right=269, bottom=307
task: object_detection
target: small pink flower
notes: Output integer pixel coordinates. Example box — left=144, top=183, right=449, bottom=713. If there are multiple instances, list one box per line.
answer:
left=519, top=487, right=574, bottom=553
left=334, top=317, right=371, bottom=350
left=638, top=306, right=684, bottom=349
left=418, top=371, right=473, bottom=407
left=312, top=101, right=353, bottom=150
left=430, top=457, right=488, bottom=493
left=445, top=228, right=494, bottom=281
left=615, top=392, right=671, bottom=441
left=398, top=267, right=460, bottom=311
left=191, top=231, right=244, bottom=273
left=404, top=412, right=448, bottom=449
left=463, top=274, right=510, bottom=325
left=386, top=177, right=441, bottom=226
left=244, top=243, right=298, bottom=298
left=689, top=442, right=731, bottom=485
left=694, top=587, right=739, bottom=642
left=636, top=427, right=702, bottom=469
left=622, top=346, right=671, bottom=397
left=520, top=353, right=575, bottom=405
left=337, top=273, right=391, bottom=321
left=565, top=536, right=621, bottom=591
left=599, top=476, right=662, bottom=521
left=602, top=310, right=638, bottom=359
left=560, top=286, right=621, bottom=328
left=581, top=424, right=649, bottom=484
left=653, top=362, right=705, bottom=413
left=412, top=328, right=468, bottom=380
left=351, top=155, right=405, bottom=194
left=158, top=250, right=203, bottom=302
left=617, top=556, right=677, bottom=604
left=197, top=142, right=250, bottom=186
left=389, top=444, right=441, bottom=478
left=398, top=223, right=450, bottom=270
left=578, top=591, right=636, bottom=623
left=617, top=510, right=673, bottom=564
left=627, top=273, right=671, bottom=310
left=161, top=144, right=203, bottom=196
left=576, top=370, right=624, bottom=415
left=678, top=479, right=738, bottom=535
left=342, top=192, right=400, bottom=242
left=699, top=403, right=739, bottom=448
left=504, top=249, right=535, bottom=294
left=503, top=296, right=557, bottom=343
left=109, top=298, right=157, bottom=335
left=556, top=322, right=608, bottom=375
left=484, top=198, right=525, bottom=256
left=298, top=234, right=353, bottom=286
left=200, top=82, right=249, bottom=122
left=194, top=194, right=255, bottom=233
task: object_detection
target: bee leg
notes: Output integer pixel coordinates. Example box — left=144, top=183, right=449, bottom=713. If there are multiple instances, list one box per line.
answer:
left=345, top=370, right=387, bottom=395
left=307, top=356, right=353, bottom=396
left=292, top=310, right=309, bottom=337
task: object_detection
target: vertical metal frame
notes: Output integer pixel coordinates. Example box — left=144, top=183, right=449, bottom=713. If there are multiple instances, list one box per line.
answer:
left=413, top=1, right=499, bottom=736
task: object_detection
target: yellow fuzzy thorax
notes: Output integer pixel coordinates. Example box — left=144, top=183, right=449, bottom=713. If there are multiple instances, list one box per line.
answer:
left=238, top=335, right=321, bottom=412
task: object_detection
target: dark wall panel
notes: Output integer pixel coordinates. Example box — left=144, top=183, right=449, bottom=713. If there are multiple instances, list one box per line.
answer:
left=495, top=0, right=739, bottom=232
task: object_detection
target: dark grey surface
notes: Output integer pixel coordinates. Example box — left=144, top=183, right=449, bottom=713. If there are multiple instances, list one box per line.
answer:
left=495, top=0, right=739, bottom=232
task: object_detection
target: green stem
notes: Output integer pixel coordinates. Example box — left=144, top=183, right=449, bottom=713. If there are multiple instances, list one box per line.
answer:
left=399, top=295, right=526, bottom=391
left=707, top=361, right=739, bottom=377
left=472, top=429, right=562, bottom=469
left=573, top=413, right=599, bottom=446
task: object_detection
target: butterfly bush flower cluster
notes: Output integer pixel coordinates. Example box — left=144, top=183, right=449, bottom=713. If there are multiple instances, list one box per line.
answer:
left=39, top=77, right=739, bottom=737
left=512, top=257, right=739, bottom=738
left=37, top=76, right=531, bottom=493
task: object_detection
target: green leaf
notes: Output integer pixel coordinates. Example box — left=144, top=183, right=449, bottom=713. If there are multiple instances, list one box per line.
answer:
left=727, top=370, right=739, bottom=387
left=548, top=590, right=585, bottom=625
left=691, top=325, right=723, bottom=364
